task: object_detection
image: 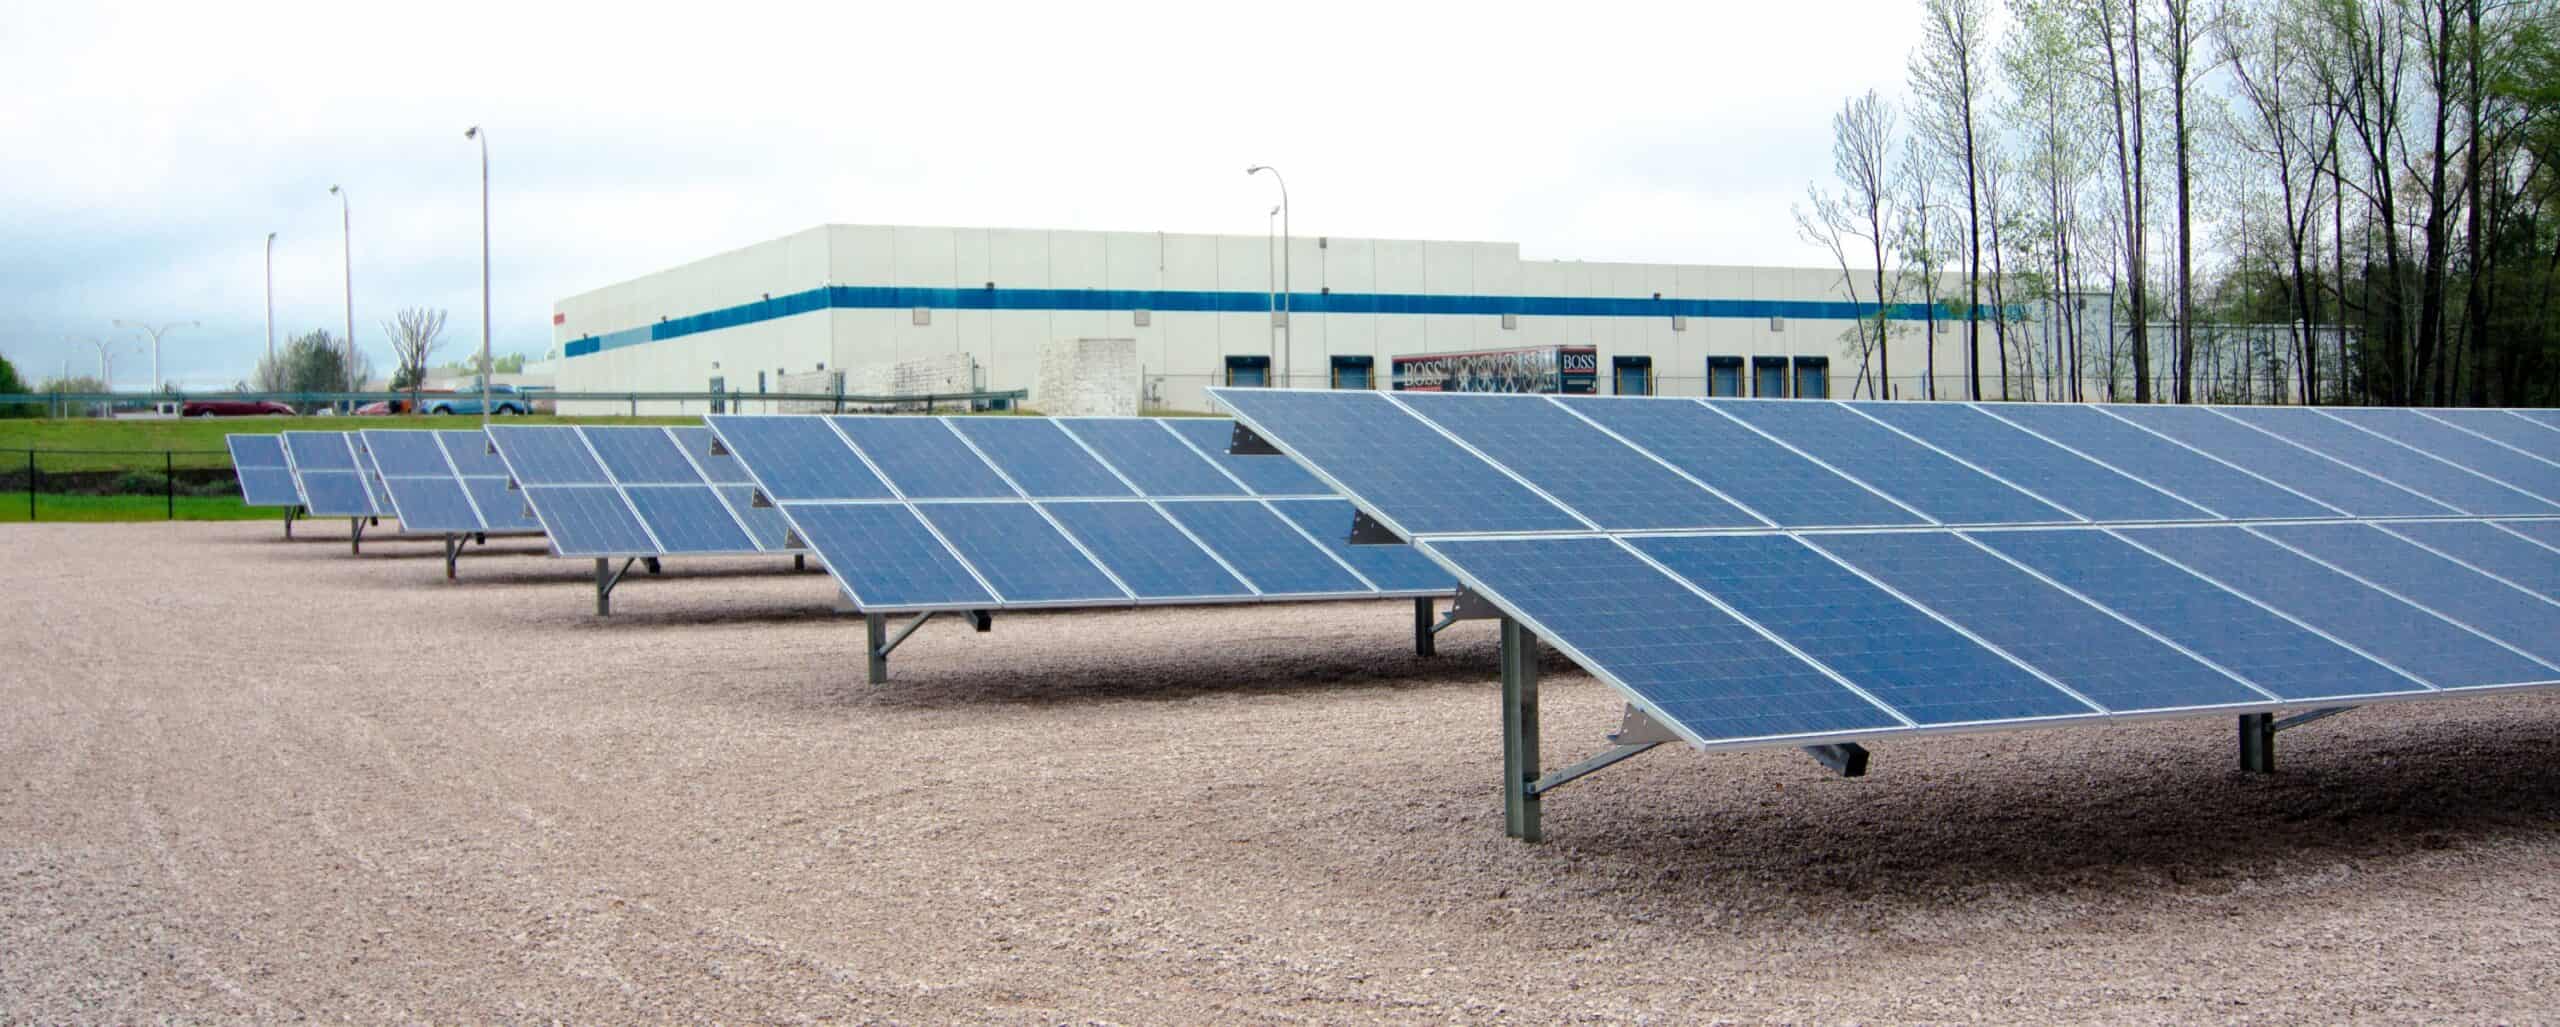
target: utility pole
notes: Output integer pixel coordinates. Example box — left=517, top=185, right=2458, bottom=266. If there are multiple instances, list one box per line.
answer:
left=466, top=126, right=492, bottom=429
left=1247, top=165, right=1290, bottom=388
left=329, top=185, right=355, bottom=408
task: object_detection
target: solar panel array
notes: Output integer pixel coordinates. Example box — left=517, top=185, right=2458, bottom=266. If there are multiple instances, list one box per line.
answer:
left=703, top=415, right=1454, bottom=612
left=278, top=431, right=386, bottom=518
left=1213, top=389, right=2560, bottom=752
left=225, top=434, right=303, bottom=507
left=357, top=429, right=545, bottom=535
left=484, top=425, right=793, bottom=558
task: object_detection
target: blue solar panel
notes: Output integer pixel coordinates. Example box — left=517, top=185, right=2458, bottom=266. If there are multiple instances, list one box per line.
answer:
left=1160, top=500, right=1372, bottom=596
left=436, top=431, right=509, bottom=477
left=787, top=504, right=995, bottom=609
left=1635, top=534, right=2097, bottom=725
left=1425, top=536, right=1904, bottom=744
left=2415, top=408, right=2560, bottom=460
left=1213, top=389, right=1585, bottom=535
left=2254, top=522, right=2560, bottom=667
left=1854, top=403, right=2212, bottom=522
left=1060, top=419, right=1247, bottom=497
left=1555, top=397, right=1923, bottom=527
left=2513, top=409, right=2560, bottom=430
left=947, top=418, right=1135, bottom=498
left=2106, top=406, right=2454, bottom=517
left=464, top=477, right=543, bottom=533
left=381, top=476, right=482, bottom=532
left=668, top=427, right=754, bottom=484
left=582, top=427, right=702, bottom=485
left=2119, top=526, right=2551, bottom=689
left=1396, top=394, right=1763, bottom=530
left=2498, top=518, right=2560, bottom=551
left=1973, top=529, right=2424, bottom=702
left=234, top=467, right=301, bottom=507
left=1807, top=531, right=2269, bottom=712
left=704, top=416, right=894, bottom=501
left=226, top=434, right=287, bottom=468
left=297, top=470, right=377, bottom=516
left=716, top=486, right=791, bottom=550
left=354, top=446, right=393, bottom=512
left=2384, top=521, right=2560, bottom=600
left=359, top=431, right=451, bottom=475
left=1978, top=403, right=2335, bottom=519
left=522, top=487, right=657, bottom=555
left=282, top=431, right=356, bottom=471
left=1164, top=418, right=1331, bottom=496
left=916, top=503, right=1125, bottom=603
left=1709, top=400, right=2073, bottom=524
left=2218, top=407, right=2555, bottom=516
left=828, top=416, right=1015, bottom=498
left=2321, top=409, right=2560, bottom=504
left=1040, top=501, right=1253, bottom=599
left=624, top=486, right=754, bottom=553
left=1266, top=499, right=1455, bottom=593
left=487, top=426, right=610, bottom=485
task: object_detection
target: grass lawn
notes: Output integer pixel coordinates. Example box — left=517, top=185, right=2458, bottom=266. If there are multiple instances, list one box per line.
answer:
left=0, top=414, right=701, bottom=472
left=0, top=492, right=283, bottom=523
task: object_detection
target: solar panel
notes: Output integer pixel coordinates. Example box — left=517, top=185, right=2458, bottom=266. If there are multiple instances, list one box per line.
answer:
left=2217, top=407, right=2556, bottom=515
left=915, top=502, right=1127, bottom=603
left=2321, top=408, right=2560, bottom=503
left=1160, top=500, right=1371, bottom=596
left=788, top=504, right=994, bottom=609
left=225, top=435, right=302, bottom=507
left=1209, top=390, right=1588, bottom=536
left=353, top=443, right=395, bottom=513
left=623, top=486, right=755, bottom=553
left=700, top=417, right=894, bottom=501
left=2497, top=518, right=2560, bottom=551
left=1707, top=400, right=2074, bottom=525
left=1555, top=397, right=1924, bottom=528
left=1977, top=403, right=2336, bottom=519
left=486, top=425, right=791, bottom=558
left=463, top=476, right=544, bottom=533
left=2382, top=521, right=2560, bottom=600
left=488, top=426, right=610, bottom=485
left=1395, top=393, right=1764, bottom=530
left=716, top=486, right=792, bottom=549
left=2511, top=409, right=2560, bottom=430
left=2253, top=522, right=2560, bottom=666
left=2106, top=406, right=2454, bottom=516
left=1163, top=417, right=1330, bottom=496
left=281, top=431, right=356, bottom=471
left=668, top=426, right=755, bottom=484
left=379, top=476, right=483, bottom=532
left=2116, top=526, right=2551, bottom=689
left=828, top=416, right=1014, bottom=498
left=1041, top=501, right=1254, bottom=599
left=436, top=430, right=510, bottom=477
left=1267, top=499, right=1457, bottom=593
left=520, top=486, right=657, bottom=555
left=1058, top=419, right=1247, bottom=497
left=2413, top=408, right=2560, bottom=459
left=584, top=427, right=702, bottom=485
left=946, top=418, right=1135, bottom=498
left=361, top=431, right=453, bottom=475
left=1853, top=402, right=2212, bottom=522
left=295, top=471, right=379, bottom=517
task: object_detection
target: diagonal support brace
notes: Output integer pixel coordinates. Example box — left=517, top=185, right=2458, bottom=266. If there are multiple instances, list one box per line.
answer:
left=866, top=611, right=935, bottom=684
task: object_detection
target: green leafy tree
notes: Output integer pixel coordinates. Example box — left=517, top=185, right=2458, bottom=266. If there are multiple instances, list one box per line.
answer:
left=253, top=330, right=373, bottom=412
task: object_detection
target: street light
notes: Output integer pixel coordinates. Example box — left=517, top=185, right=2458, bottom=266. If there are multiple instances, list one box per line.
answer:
left=465, top=126, right=492, bottom=428
left=329, top=184, right=355, bottom=408
left=111, top=319, right=199, bottom=394
left=1265, top=204, right=1280, bottom=378
left=75, top=336, right=120, bottom=392
left=264, top=232, right=278, bottom=370
left=1246, top=165, right=1289, bottom=389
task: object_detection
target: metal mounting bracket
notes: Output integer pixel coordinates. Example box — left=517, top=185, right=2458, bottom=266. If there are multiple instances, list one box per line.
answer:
left=1348, top=510, right=1404, bottom=546
left=594, top=557, right=636, bottom=616
left=2240, top=706, right=2358, bottom=774
left=1432, top=587, right=1502, bottom=635
left=866, top=611, right=935, bottom=683
left=752, top=488, right=774, bottom=509
left=1227, top=422, right=1282, bottom=456
left=967, top=610, right=992, bottom=632
left=708, top=437, right=731, bottom=457
left=1801, top=742, right=1870, bottom=778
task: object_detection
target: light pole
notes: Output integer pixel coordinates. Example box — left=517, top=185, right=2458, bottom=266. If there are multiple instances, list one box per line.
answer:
left=329, top=184, right=355, bottom=408
left=263, top=232, right=278, bottom=371
left=112, top=319, right=198, bottom=395
left=465, top=126, right=492, bottom=428
left=76, top=337, right=117, bottom=392
left=1246, top=165, right=1289, bottom=388
left=1265, top=204, right=1280, bottom=381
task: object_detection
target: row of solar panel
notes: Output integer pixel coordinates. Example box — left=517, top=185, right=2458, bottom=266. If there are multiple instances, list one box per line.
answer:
left=357, top=430, right=543, bottom=535
left=696, top=416, right=1453, bottom=610
left=1426, top=518, right=2560, bottom=748
left=1211, top=392, right=2560, bottom=537
left=480, top=426, right=792, bottom=556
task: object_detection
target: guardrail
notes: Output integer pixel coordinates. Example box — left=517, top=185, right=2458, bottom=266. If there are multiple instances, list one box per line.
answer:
left=0, top=388, right=1032, bottom=416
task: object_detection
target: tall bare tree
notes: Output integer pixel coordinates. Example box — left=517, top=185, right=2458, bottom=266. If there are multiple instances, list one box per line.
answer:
left=1911, top=0, right=1994, bottom=399
left=1801, top=91, right=1904, bottom=398
left=382, top=307, right=449, bottom=410
left=2080, top=0, right=2157, bottom=401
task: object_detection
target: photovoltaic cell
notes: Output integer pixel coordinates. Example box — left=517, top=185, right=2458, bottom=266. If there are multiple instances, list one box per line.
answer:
left=829, top=416, right=1015, bottom=499
left=1853, top=402, right=2211, bottom=522
left=234, top=468, right=301, bottom=506
left=2415, top=408, right=2560, bottom=460
left=487, top=426, right=610, bottom=485
left=1554, top=397, right=1923, bottom=527
left=1215, top=389, right=1585, bottom=535
left=381, top=476, right=481, bottom=532
left=1709, top=400, right=2072, bottom=525
left=227, top=434, right=287, bottom=467
left=1425, top=536, right=1904, bottom=744
left=281, top=431, right=356, bottom=471
left=1635, top=534, right=2096, bottom=725
left=296, top=470, right=377, bottom=516
left=1267, top=499, right=1455, bottom=593
left=521, top=487, right=655, bottom=555
left=464, top=477, right=543, bottom=533
left=2324, top=408, right=2560, bottom=503
left=916, top=502, right=1125, bottom=603
left=1978, top=403, right=2334, bottom=519
left=716, top=486, right=792, bottom=550
left=2253, top=522, right=2560, bottom=666
left=2106, top=406, right=2454, bottom=516
left=583, top=427, right=702, bottom=485
left=703, top=416, right=893, bottom=501
left=1395, top=393, right=1762, bottom=530
left=1040, top=501, right=1253, bottom=599
left=2217, top=407, right=2555, bottom=515
left=1160, top=500, right=1371, bottom=596
left=436, top=431, right=510, bottom=477
left=1059, top=419, right=1246, bottom=497
left=2384, top=521, right=2560, bottom=600
left=624, top=486, right=755, bottom=553
left=1164, top=418, right=1330, bottom=496
left=2511, top=409, right=2560, bottom=430
left=2498, top=518, right=2560, bottom=550
left=947, top=418, right=1135, bottom=498
left=788, top=504, right=994, bottom=609
left=1807, top=531, right=2269, bottom=712
left=1971, top=529, right=2424, bottom=702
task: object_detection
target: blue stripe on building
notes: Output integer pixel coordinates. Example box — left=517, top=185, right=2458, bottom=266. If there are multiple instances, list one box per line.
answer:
left=563, top=285, right=1977, bottom=359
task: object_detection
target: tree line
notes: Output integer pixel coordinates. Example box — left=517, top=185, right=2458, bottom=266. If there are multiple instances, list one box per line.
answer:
left=1799, top=0, right=2558, bottom=406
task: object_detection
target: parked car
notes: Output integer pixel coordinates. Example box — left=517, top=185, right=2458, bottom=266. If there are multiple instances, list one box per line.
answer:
left=182, top=399, right=296, bottom=417
left=422, top=384, right=530, bottom=416
left=353, top=399, right=414, bottom=415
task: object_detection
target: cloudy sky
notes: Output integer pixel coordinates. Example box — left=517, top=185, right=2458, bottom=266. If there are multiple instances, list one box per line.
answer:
left=1, top=0, right=1918, bottom=388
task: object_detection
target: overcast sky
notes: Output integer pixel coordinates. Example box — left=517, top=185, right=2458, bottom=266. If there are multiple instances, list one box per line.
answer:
left=0, top=0, right=1919, bottom=388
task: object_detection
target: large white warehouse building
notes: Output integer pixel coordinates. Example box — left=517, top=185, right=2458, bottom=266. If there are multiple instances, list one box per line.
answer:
left=550, top=223, right=1976, bottom=413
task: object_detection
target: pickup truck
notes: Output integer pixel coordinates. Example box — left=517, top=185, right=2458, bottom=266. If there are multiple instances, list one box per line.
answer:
left=422, top=384, right=530, bottom=416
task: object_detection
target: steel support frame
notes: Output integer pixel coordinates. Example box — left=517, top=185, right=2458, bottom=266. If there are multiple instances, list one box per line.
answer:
left=442, top=534, right=464, bottom=580
left=284, top=505, right=302, bottom=539
left=866, top=611, right=935, bottom=684
left=593, top=557, right=637, bottom=617
left=2239, top=706, right=2358, bottom=774
left=349, top=517, right=365, bottom=554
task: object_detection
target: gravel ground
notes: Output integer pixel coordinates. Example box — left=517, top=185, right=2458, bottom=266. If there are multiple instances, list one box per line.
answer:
left=4, top=520, right=2557, bottom=1023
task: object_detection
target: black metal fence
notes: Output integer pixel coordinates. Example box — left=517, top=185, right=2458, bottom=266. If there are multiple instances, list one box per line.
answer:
left=7, top=448, right=238, bottom=522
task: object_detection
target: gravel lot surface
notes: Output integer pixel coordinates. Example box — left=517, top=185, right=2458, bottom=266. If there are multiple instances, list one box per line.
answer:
left=4, top=521, right=2557, bottom=1023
